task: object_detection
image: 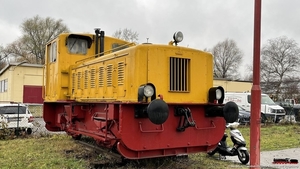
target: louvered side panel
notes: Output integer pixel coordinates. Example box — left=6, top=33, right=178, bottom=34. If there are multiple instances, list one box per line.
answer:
left=118, top=62, right=125, bottom=86
left=107, top=64, right=113, bottom=87
left=169, top=57, right=190, bottom=92
left=90, top=69, right=96, bottom=88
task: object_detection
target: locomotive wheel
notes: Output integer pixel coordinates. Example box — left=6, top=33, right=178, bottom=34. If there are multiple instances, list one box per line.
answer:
left=72, top=134, right=82, bottom=140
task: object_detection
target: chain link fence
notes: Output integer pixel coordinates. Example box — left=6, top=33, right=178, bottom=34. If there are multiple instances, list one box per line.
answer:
left=0, top=104, right=64, bottom=139
left=278, top=102, right=300, bottom=123
left=28, top=104, right=43, bottom=117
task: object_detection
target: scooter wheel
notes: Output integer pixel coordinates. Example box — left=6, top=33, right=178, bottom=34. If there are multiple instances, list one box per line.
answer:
left=26, top=128, right=32, bottom=135
left=207, top=149, right=217, bottom=156
left=238, top=150, right=250, bottom=164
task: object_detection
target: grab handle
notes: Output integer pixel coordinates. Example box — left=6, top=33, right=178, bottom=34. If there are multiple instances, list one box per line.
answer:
left=139, top=122, right=164, bottom=133
left=194, top=121, right=216, bottom=130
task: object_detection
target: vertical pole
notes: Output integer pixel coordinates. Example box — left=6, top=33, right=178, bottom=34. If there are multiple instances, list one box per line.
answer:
left=250, top=0, right=261, bottom=168
left=17, top=103, right=20, bottom=136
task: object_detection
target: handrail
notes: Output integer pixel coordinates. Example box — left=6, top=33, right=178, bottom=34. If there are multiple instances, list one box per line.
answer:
left=42, top=65, right=45, bottom=99
left=139, top=122, right=164, bottom=133
left=75, top=42, right=135, bottom=64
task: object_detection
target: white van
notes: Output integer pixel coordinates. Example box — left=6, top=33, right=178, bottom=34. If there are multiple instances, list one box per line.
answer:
left=224, top=92, right=286, bottom=122
left=0, top=102, right=34, bottom=134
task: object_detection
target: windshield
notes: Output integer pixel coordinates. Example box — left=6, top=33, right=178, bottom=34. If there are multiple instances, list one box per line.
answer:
left=261, top=95, right=276, bottom=104
left=67, top=37, right=88, bottom=54
left=0, top=106, right=27, bottom=114
left=238, top=106, right=246, bottom=111
left=247, top=95, right=275, bottom=105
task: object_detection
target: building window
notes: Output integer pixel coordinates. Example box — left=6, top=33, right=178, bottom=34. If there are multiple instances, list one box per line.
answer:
left=0, top=79, right=8, bottom=93
left=4, top=79, right=7, bottom=92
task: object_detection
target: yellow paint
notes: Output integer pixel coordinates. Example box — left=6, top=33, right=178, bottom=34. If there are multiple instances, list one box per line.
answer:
left=0, top=65, right=43, bottom=102
left=214, top=79, right=252, bottom=93
left=44, top=33, right=214, bottom=103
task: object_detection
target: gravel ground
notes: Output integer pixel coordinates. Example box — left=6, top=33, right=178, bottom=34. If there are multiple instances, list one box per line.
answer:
left=32, top=117, right=64, bottom=135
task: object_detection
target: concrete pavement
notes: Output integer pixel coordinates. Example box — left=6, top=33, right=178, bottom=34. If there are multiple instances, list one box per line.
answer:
left=226, top=148, right=300, bottom=168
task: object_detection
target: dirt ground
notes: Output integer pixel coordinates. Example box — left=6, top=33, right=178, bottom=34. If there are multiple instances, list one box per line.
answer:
left=64, top=143, right=193, bottom=169
left=65, top=144, right=300, bottom=169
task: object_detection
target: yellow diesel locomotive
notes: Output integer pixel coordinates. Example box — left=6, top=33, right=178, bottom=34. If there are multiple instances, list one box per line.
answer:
left=43, top=29, right=238, bottom=159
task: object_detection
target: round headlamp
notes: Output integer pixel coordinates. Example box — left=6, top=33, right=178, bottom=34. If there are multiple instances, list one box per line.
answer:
left=144, top=85, right=154, bottom=97
left=216, top=89, right=222, bottom=100
left=173, top=31, right=183, bottom=43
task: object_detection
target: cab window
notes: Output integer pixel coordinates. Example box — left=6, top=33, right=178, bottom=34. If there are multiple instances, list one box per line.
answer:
left=67, top=38, right=88, bottom=54
left=51, top=41, right=57, bottom=62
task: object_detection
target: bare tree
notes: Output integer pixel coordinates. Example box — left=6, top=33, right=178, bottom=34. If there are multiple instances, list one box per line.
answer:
left=261, top=36, right=300, bottom=98
left=211, top=39, right=243, bottom=79
left=112, top=28, right=139, bottom=43
left=0, top=45, right=8, bottom=69
left=8, top=15, right=70, bottom=64
left=3, top=39, right=36, bottom=64
left=243, top=65, right=253, bottom=81
left=281, top=77, right=300, bottom=100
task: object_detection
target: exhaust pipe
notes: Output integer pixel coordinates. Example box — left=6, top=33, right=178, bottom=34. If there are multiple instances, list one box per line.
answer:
left=94, top=28, right=105, bottom=57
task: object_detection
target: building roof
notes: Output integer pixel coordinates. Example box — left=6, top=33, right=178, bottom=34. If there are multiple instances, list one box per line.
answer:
left=0, top=62, right=43, bottom=75
left=214, top=77, right=252, bottom=83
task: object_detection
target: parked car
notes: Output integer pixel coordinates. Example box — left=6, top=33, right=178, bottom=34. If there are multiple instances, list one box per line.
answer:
left=0, top=102, right=34, bottom=134
left=237, top=106, right=250, bottom=125
left=224, top=92, right=286, bottom=121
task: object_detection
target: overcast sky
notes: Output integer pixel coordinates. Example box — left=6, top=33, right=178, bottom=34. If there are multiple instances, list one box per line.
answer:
left=1, top=0, right=300, bottom=78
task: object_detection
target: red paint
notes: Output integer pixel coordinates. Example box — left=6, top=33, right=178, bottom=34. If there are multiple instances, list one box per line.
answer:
left=250, top=0, right=262, bottom=168
left=43, top=101, right=227, bottom=159
left=273, top=158, right=298, bottom=164
left=23, top=85, right=43, bottom=104
left=158, top=94, right=164, bottom=100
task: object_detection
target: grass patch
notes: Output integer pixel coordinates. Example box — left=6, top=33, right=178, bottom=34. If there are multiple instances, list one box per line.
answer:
left=0, top=124, right=299, bottom=168
left=0, top=135, right=89, bottom=169
left=238, top=124, right=300, bottom=151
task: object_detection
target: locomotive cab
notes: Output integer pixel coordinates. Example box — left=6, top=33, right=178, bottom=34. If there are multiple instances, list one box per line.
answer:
left=44, top=31, right=133, bottom=101
left=44, top=34, right=94, bottom=101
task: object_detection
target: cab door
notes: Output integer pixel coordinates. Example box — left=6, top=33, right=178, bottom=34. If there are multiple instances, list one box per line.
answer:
left=45, top=41, right=58, bottom=101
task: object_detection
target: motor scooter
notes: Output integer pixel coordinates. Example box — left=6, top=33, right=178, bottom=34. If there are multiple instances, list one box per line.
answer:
left=207, top=122, right=249, bottom=164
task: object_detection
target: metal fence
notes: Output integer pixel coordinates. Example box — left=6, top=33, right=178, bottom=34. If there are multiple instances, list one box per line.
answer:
left=28, top=104, right=43, bottom=117
left=279, top=103, right=300, bottom=123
